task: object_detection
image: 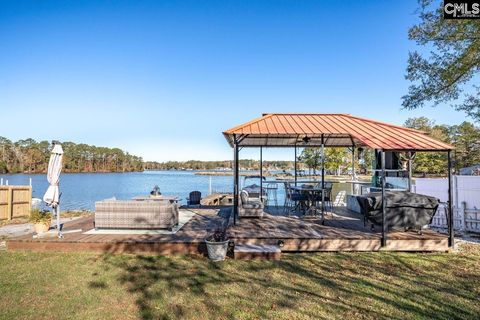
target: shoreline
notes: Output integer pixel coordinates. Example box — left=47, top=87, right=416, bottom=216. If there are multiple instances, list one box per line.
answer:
left=195, top=171, right=282, bottom=177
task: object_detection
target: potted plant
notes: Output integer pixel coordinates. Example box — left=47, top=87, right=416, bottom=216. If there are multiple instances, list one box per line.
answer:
left=205, top=228, right=229, bottom=261
left=30, top=209, right=52, bottom=235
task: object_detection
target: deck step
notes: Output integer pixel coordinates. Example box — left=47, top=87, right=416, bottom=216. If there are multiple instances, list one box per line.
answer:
left=234, top=244, right=281, bottom=260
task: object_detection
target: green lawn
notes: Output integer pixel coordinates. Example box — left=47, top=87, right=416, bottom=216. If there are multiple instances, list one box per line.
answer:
left=1, top=245, right=479, bottom=320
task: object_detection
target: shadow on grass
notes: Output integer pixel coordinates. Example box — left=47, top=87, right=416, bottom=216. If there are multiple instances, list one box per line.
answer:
left=85, top=207, right=480, bottom=319
left=85, top=250, right=480, bottom=319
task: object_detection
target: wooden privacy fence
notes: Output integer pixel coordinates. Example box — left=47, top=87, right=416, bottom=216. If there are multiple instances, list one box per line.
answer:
left=0, top=186, right=32, bottom=220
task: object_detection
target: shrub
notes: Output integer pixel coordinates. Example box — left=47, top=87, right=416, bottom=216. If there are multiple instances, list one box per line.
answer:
left=29, top=209, right=52, bottom=224
left=207, top=227, right=227, bottom=242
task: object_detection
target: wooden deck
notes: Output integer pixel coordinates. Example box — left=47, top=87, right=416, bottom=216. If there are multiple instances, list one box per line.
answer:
left=230, top=207, right=449, bottom=252
left=6, top=206, right=449, bottom=254
left=7, top=208, right=229, bottom=254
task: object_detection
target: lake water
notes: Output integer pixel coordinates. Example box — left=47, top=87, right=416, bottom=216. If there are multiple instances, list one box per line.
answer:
left=0, top=171, right=239, bottom=211
left=2, top=171, right=389, bottom=211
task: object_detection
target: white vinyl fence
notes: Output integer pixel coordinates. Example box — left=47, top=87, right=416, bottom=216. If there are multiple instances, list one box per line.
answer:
left=413, top=176, right=480, bottom=233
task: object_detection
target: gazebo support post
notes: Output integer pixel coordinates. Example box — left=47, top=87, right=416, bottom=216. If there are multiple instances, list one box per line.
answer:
left=381, top=150, right=387, bottom=247
left=321, top=134, right=325, bottom=217
left=294, top=145, right=297, bottom=186
left=447, top=150, right=454, bottom=247
left=408, top=151, right=413, bottom=191
left=260, top=147, right=263, bottom=203
left=351, top=145, right=356, bottom=181
left=233, top=135, right=239, bottom=225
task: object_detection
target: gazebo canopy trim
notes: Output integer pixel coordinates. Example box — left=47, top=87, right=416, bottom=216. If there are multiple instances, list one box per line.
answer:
left=223, top=113, right=453, bottom=151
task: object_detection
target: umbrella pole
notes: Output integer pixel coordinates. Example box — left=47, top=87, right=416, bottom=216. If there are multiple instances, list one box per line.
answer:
left=56, top=205, right=62, bottom=238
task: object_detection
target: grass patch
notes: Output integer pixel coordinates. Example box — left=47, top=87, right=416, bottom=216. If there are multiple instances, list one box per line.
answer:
left=1, top=244, right=479, bottom=319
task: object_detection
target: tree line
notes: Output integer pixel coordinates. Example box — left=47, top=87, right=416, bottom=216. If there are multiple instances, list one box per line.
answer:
left=298, top=117, right=480, bottom=176
left=404, top=117, right=480, bottom=175
left=0, top=137, right=143, bottom=174
left=2, top=117, right=478, bottom=176
left=299, top=147, right=374, bottom=176
left=144, top=160, right=295, bottom=171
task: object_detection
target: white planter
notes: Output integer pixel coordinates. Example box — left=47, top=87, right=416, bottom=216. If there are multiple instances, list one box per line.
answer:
left=205, top=239, right=229, bottom=261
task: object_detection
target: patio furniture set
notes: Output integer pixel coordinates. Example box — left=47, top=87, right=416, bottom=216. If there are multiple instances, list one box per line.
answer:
left=94, top=195, right=180, bottom=231
left=239, top=180, right=439, bottom=233
left=285, top=182, right=334, bottom=215
left=238, top=180, right=335, bottom=223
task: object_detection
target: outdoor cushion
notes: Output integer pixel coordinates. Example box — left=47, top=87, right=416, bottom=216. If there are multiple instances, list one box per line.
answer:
left=239, top=190, right=265, bottom=218
left=242, top=202, right=263, bottom=209
left=240, top=190, right=249, bottom=204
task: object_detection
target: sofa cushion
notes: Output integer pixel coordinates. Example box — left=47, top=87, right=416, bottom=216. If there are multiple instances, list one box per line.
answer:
left=240, top=190, right=249, bottom=204
left=242, top=202, right=263, bottom=209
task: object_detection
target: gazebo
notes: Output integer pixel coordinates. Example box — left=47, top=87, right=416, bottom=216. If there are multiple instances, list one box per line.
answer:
left=223, top=113, right=455, bottom=247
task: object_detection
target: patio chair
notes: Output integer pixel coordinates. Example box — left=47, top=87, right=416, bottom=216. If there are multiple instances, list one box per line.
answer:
left=290, top=187, right=308, bottom=213
left=283, top=182, right=293, bottom=214
left=313, top=187, right=334, bottom=212
left=238, top=190, right=264, bottom=218
left=265, top=183, right=278, bottom=208
left=187, top=191, right=202, bottom=206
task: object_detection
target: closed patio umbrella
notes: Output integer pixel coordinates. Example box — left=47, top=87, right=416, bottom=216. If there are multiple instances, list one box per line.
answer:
left=43, top=142, right=63, bottom=238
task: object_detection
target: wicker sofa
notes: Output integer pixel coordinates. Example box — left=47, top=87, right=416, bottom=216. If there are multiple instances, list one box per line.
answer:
left=238, top=190, right=265, bottom=218
left=95, top=200, right=179, bottom=230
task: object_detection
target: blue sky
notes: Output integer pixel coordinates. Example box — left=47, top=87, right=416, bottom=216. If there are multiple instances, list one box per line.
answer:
left=0, top=0, right=470, bottom=161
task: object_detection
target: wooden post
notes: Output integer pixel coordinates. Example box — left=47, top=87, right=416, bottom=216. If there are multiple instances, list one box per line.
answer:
left=27, top=186, right=32, bottom=217
left=7, top=187, right=13, bottom=220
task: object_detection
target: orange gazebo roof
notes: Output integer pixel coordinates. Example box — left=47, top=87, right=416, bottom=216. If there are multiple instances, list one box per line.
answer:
left=223, top=113, right=453, bottom=151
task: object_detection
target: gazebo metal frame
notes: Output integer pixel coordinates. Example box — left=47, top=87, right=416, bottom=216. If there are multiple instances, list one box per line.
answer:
left=224, top=113, right=455, bottom=247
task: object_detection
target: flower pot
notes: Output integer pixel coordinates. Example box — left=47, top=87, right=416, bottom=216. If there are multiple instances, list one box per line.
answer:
left=34, top=222, right=50, bottom=235
left=205, top=239, right=229, bottom=261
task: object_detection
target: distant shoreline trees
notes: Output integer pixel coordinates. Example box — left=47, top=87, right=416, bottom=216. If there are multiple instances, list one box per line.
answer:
left=0, top=138, right=143, bottom=174
left=2, top=118, right=478, bottom=176
left=144, top=160, right=295, bottom=171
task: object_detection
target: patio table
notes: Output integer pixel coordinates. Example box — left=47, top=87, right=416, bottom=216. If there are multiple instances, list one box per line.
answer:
left=291, top=186, right=328, bottom=222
